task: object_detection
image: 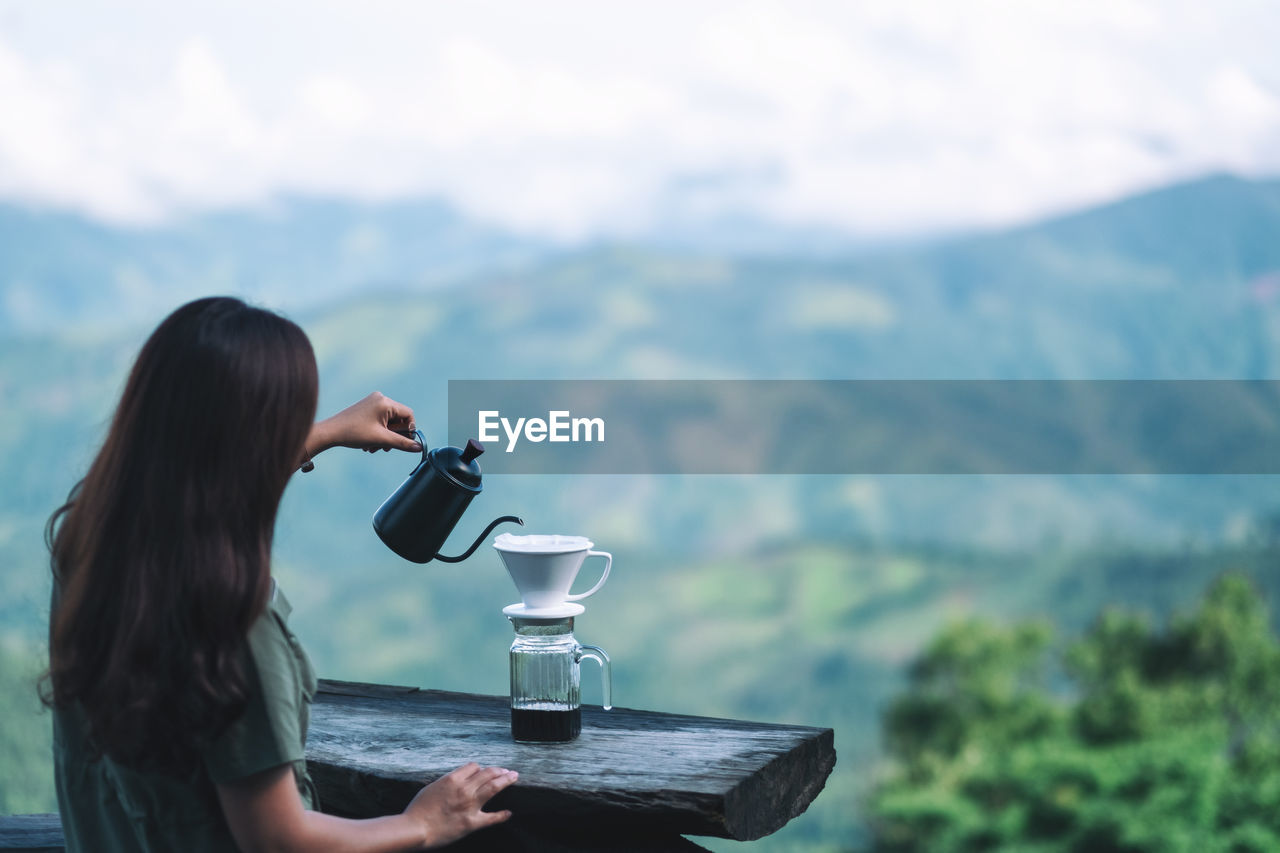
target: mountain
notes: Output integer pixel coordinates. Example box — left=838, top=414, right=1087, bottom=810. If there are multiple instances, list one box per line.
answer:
left=4, top=173, right=1280, bottom=578
left=1008, top=173, right=1280, bottom=281
left=4, top=172, right=1280, bottom=849
left=5, top=172, right=1279, bottom=376
left=0, top=196, right=548, bottom=338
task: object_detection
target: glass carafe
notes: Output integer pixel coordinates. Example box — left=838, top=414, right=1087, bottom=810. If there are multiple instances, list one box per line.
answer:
left=508, top=614, right=612, bottom=743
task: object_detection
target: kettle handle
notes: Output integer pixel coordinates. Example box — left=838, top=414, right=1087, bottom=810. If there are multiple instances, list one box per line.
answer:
left=433, top=515, right=524, bottom=563
left=410, top=429, right=430, bottom=468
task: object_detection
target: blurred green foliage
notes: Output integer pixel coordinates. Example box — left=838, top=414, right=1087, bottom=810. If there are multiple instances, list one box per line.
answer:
left=869, top=573, right=1280, bottom=852
left=0, top=643, right=55, bottom=814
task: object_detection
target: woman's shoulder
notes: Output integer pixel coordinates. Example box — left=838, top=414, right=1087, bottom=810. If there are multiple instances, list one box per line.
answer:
left=204, top=580, right=316, bottom=786
left=245, top=580, right=312, bottom=686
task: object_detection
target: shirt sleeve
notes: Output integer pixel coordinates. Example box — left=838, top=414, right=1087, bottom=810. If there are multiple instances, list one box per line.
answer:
left=202, top=607, right=307, bottom=784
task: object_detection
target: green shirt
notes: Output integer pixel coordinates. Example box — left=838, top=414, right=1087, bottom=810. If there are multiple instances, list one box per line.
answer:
left=53, top=583, right=319, bottom=852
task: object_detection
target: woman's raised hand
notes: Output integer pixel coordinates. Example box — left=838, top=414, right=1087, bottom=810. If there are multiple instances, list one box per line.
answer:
left=306, top=392, right=422, bottom=460
left=404, top=763, right=518, bottom=848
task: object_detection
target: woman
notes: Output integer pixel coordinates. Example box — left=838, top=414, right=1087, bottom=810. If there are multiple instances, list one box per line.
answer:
left=44, top=297, right=517, bottom=851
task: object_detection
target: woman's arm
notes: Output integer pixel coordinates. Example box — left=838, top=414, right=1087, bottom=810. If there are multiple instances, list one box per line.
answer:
left=217, top=762, right=517, bottom=853
left=301, top=392, right=421, bottom=469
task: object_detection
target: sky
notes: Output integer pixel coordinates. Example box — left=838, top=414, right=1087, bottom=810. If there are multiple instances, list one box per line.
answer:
left=0, top=0, right=1278, bottom=240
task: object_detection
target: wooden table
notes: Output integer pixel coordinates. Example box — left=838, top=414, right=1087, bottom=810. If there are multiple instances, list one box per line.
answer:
left=0, top=679, right=836, bottom=852
left=309, top=679, right=837, bottom=851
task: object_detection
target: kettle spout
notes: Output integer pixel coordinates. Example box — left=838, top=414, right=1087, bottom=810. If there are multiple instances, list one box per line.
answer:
left=434, top=516, right=525, bottom=563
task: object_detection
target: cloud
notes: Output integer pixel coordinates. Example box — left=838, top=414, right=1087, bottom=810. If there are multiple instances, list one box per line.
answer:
left=0, top=0, right=1276, bottom=238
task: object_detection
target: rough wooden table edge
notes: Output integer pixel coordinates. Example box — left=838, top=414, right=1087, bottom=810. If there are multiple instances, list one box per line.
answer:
left=312, top=678, right=837, bottom=841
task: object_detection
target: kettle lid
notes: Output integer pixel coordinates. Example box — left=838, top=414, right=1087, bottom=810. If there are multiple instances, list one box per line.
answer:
left=430, top=438, right=485, bottom=490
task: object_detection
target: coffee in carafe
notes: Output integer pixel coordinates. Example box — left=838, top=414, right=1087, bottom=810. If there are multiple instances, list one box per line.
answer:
left=506, top=612, right=611, bottom=743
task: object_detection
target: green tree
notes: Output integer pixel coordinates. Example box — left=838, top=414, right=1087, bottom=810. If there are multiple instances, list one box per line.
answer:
left=868, top=574, right=1280, bottom=852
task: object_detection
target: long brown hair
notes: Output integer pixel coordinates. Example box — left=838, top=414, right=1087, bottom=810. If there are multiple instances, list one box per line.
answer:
left=44, top=296, right=318, bottom=775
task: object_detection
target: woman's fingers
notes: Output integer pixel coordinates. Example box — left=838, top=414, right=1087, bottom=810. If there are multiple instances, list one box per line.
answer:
left=371, top=394, right=419, bottom=452
left=469, top=766, right=512, bottom=786
left=445, top=763, right=518, bottom=803
left=467, top=767, right=518, bottom=806
left=476, top=808, right=513, bottom=828
left=449, top=762, right=482, bottom=784
left=381, top=395, right=415, bottom=429
left=386, top=431, right=422, bottom=452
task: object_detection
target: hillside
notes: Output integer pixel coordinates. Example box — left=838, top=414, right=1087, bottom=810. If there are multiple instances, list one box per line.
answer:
left=3, top=172, right=1280, bottom=849
left=6, top=173, right=1280, bottom=634
left=0, top=197, right=545, bottom=338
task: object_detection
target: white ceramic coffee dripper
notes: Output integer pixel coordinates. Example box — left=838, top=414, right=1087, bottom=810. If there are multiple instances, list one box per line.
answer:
left=494, top=534, right=612, bottom=616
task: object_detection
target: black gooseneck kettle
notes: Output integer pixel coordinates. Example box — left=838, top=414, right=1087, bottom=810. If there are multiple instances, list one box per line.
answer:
left=373, top=430, right=523, bottom=563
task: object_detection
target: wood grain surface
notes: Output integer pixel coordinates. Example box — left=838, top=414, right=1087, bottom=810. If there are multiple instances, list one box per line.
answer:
left=307, top=679, right=836, bottom=842
left=0, top=814, right=63, bottom=852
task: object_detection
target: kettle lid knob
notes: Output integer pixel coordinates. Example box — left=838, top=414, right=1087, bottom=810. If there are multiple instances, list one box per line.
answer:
left=428, top=438, right=485, bottom=490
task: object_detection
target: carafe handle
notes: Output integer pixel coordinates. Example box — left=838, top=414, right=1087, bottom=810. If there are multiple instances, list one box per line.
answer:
left=576, top=644, right=612, bottom=711
left=565, top=550, right=611, bottom=601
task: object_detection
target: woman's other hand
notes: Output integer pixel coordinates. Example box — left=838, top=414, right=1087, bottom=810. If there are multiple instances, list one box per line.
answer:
left=404, top=763, right=518, bottom=848
left=306, top=392, right=421, bottom=461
